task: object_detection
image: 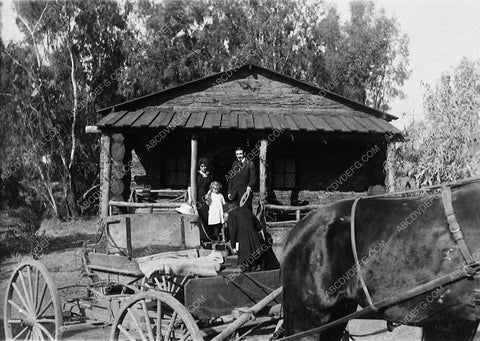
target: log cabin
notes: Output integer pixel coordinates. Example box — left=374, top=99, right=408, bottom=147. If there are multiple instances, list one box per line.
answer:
left=87, top=63, right=402, bottom=253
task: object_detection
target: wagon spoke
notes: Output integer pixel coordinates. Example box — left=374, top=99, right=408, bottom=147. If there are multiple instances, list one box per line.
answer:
left=12, top=326, right=29, bottom=341
left=141, top=300, right=155, bottom=341
left=33, top=326, right=46, bottom=341
left=36, top=322, right=55, bottom=341
left=171, top=276, right=179, bottom=295
left=12, top=283, right=31, bottom=314
left=32, top=326, right=40, bottom=341
left=166, top=277, right=172, bottom=293
left=31, top=327, right=39, bottom=341
left=180, top=331, right=191, bottom=341
left=174, top=277, right=187, bottom=296
left=162, top=276, right=168, bottom=291
left=154, top=277, right=163, bottom=292
left=36, top=319, right=56, bottom=323
left=164, top=311, right=177, bottom=339
left=27, top=266, right=35, bottom=309
left=128, top=307, right=148, bottom=341
left=19, top=269, right=34, bottom=309
left=37, top=300, right=53, bottom=318
left=154, top=277, right=161, bottom=291
left=35, top=326, right=44, bottom=341
left=8, top=299, right=29, bottom=317
left=35, top=325, right=48, bottom=341
left=177, top=324, right=189, bottom=341
left=36, top=282, right=48, bottom=316
left=24, top=329, right=32, bottom=341
left=118, top=324, right=137, bottom=341
left=156, top=299, right=162, bottom=341
left=34, top=268, right=40, bottom=311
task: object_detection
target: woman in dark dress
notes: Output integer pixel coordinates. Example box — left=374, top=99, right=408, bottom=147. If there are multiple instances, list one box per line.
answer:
left=196, top=157, right=212, bottom=239
left=224, top=204, right=279, bottom=272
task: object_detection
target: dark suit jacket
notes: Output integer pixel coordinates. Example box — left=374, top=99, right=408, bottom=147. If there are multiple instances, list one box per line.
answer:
left=227, top=159, right=256, bottom=200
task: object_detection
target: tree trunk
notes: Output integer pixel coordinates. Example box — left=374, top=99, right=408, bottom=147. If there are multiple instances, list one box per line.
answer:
left=63, top=171, right=78, bottom=218
left=36, top=164, right=59, bottom=217
left=63, top=33, right=79, bottom=218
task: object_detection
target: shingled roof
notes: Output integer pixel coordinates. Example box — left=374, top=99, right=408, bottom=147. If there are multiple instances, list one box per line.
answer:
left=95, top=63, right=401, bottom=136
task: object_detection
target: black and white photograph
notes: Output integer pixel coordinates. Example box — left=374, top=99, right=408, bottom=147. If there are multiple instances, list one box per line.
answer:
left=1, top=0, right=480, bottom=340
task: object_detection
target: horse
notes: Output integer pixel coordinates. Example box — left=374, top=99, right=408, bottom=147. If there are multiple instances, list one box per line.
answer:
left=282, top=178, right=480, bottom=341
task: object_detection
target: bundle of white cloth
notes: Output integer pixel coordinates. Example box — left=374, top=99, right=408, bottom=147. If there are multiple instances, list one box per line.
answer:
left=137, top=249, right=224, bottom=278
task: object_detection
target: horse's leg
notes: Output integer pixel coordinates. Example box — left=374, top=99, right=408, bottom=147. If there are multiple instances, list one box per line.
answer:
left=287, top=301, right=357, bottom=341
left=319, top=301, right=358, bottom=341
left=285, top=303, right=320, bottom=341
left=421, top=320, right=479, bottom=341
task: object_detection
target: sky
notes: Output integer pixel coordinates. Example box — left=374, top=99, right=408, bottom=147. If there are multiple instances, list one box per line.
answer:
left=2, top=0, right=480, bottom=129
left=334, top=0, right=480, bottom=128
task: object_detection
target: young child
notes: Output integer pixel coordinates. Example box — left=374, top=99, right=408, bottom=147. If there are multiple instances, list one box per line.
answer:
left=206, top=181, right=225, bottom=240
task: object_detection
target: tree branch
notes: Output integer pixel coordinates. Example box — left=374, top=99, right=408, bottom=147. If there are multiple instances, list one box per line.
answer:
left=67, top=33, right=78, bottom=171
left=0, top=48, right=36, bottom=82
left=33, top=3, right=49, bottom=33
left=15, top=10, right=42, bottom=70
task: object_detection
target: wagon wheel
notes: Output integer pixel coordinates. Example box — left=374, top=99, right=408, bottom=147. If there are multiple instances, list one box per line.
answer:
left=144, top=274, right=188, bottom=298
left=110, top=291, right=203, bottom=341
left=4, top=259, right=63, bottom=341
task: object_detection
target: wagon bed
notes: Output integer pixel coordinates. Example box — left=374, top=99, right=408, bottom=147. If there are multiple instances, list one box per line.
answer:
left=4, top=211, right=283, bottom=341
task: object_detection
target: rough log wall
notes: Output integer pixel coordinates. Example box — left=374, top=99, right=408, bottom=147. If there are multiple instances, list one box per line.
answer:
left=160, top=74, right=370, bottom=118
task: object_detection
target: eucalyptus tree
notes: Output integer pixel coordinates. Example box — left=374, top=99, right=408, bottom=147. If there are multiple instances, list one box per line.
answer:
left=1, top=0, right=130, bottom=217
left=119, top=0, right=409, bottom=112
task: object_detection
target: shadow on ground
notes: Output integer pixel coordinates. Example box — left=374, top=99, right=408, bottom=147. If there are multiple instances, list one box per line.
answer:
left=0, top=232, right=101, bottom=263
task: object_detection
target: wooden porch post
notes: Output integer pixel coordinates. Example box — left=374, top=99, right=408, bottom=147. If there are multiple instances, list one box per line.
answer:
left=190, top=135, right=198, bottom=204
left=259, top=139, right=268, bottom=205
left=110, top=134, right=126, bottom=203
left=100, top=133, right=112, bottom=219
left=386, top=144, right=395, bottom=193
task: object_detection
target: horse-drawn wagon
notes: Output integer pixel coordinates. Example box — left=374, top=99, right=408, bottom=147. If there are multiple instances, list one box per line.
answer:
left=8, top=177, right=480, bottom=341
left=4, top=209, right=284, bottom=341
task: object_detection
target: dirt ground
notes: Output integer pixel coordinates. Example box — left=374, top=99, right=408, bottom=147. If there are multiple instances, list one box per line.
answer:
left=1, top=220, right=480, bottom=341
left=0, top=247, right=426, bottom=341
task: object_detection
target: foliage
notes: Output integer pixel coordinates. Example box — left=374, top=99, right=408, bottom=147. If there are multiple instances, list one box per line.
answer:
left=1, top=0, right=410, bottom=217
left=119, top=0, right=409, bottom=110
left=0, top=0, right=130, bottom=217
left=340, top=1, right=410, bottom=110
left=391, top=58, right=480, bottom=188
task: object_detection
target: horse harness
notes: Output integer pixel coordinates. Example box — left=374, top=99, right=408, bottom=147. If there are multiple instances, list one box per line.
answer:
left=350, top=184, right=480, bottom=313
left=441, top=186, right=474, bottom=263
left=277, top=179, right=480, bottom=341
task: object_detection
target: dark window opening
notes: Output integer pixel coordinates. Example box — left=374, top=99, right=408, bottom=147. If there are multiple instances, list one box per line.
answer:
left=273, top=158, right=296, bottom=189
left=162, top=154, right=189, bottom=187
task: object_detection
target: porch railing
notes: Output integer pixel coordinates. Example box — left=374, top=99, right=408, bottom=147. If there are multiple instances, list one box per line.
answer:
left=264, top=203, right=321, bottom=226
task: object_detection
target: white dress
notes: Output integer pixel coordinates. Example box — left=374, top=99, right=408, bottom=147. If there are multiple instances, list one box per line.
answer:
left=208, top=192, right=225, bottom=225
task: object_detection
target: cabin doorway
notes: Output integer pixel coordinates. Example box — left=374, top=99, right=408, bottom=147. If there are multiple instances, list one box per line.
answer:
left=197, top=133, right=259, bottom=198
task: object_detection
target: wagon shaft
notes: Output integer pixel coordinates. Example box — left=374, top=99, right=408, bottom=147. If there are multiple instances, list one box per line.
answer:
left=212, top=286, right=283, bottom=341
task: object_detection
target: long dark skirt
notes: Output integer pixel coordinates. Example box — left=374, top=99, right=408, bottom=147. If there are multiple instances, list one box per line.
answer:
left=197, top=202, right=212, bottom=241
